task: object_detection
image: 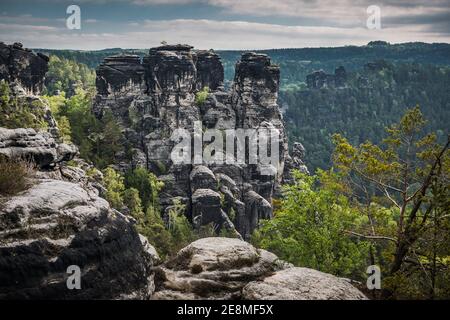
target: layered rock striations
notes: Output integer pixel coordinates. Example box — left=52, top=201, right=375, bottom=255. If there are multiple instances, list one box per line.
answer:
left=0, top=42, right=49, bottom=95
left=94, top=45, right=306, bottom=239
left=0, top=43, right=158, bottom=299
left=153, top=237, right=367, bottom=300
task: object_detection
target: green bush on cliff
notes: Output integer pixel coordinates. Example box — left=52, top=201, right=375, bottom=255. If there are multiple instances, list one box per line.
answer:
left=252, top=170, right=370, bottom=280
left=0, top=80, right=48, bottom=130
left=195, top=86, right=209, bottom=106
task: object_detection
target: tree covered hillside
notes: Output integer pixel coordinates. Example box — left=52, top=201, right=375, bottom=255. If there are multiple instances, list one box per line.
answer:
left=36, top=42, right=450, bottom=171
left=282, top=61, right=450, bottom=171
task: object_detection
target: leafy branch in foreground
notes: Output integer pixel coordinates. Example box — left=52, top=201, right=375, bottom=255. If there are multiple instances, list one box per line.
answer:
left=333, top=106, right=450, bottom=298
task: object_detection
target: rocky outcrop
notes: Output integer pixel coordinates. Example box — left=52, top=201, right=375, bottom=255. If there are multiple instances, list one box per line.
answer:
left=0, top=129, right=157, bottom=299
left=306, top=67, right=347, bottom=89
left=0, top=128, right=77, bottom=168
left=242, top=267, right=368, bottom=300
left=94, top=45, right=307, bottom=239
left=153, top=237, right=367, bottom=300
left=0, top=179, right=157, bottom=299
left=0, top=46, right=159, bottom=299
left=0, top=42, right=49, bottom=95
left=152, top=237, right=283, bottom=299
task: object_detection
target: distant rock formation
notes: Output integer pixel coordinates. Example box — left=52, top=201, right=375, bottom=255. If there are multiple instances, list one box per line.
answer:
left=306, top=66, right=347, bottom=89
left=153, top=237, right=367, bottom=300
left=94, top=44, right=307, bottom=239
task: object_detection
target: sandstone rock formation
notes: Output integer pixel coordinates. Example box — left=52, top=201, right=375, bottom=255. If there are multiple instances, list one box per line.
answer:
left=153, top=237, right=367, bottom=300
left=306, top=66, right=347, bottom=89
left=242, top=267, right=368, bottom=300
left=94, top=44, right=307, bottom=239
left=152, top=237, right=285, bottom=300
left=0, top=42, right=49, bottom=95
left=0, top=125, right=158, bottom=300
left=0, top=128, right=77, bottom=168
left=0, top=43, right=158, bottom=300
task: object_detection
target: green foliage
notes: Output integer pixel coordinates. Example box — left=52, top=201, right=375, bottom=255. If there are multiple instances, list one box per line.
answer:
left=252, top=170, right=370, bottom=279
left=332, top=107, right=450, bottom=299
left=137, top=206, right=174, bottom=259
left=167, top=199, right=196, bottom=252
left=125, top=167, right=164, bottom=210
left=103, top=167, right=125, bottom=210
left=195, top=86, right=209, bottom=106
left=44, top=55, right=95, bottom=96
left=123, top=187, right=144, bottom=219
left=282, top=63, right=450, bottom=171
left=0, top=80, right=48, bottom=130
left=44, top=88, right=124, bottom=168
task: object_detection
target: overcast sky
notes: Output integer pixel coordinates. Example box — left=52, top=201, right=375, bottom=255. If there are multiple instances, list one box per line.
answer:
left=1, top=0, right=449, bottom=50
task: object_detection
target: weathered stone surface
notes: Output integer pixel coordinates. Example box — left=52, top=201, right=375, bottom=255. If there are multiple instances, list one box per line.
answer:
left=93, top=45, right=308, bottom=239
left=96, top=55, right=145, bottom=95
left=0, top=127, right=77, bottom=168
left=152, top=237, right=282, bottom=299
left=196, top=50, right=224, bottom=91
left=152, top=238, right=366, bottom=300
left=242, top=267, right=368, bottom=300
left=0, top=179, right=157, bottom=299
left=0, top=42, right=48, bottom=95
left=190, top=165, right=217, bottom=192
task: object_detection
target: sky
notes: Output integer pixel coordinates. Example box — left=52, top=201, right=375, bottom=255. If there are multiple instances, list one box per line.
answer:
left=0, top=0, right=449, bottom=50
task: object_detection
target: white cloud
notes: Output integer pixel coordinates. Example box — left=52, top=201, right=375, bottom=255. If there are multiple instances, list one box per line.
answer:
left=2, top=18, right=449, bottom=50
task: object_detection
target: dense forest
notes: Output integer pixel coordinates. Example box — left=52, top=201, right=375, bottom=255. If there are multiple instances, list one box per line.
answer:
left=282, top=61, right=450, bottom=171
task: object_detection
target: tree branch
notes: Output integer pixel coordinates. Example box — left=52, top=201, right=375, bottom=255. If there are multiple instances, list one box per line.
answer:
left=344, top=230, right=398, bottom=243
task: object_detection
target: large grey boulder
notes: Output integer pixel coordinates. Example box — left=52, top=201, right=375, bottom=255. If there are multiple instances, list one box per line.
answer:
left=242, top=267, right=368, bottom=300
left=152, top=238, right=366, bottom=300
left=152, top=237, right=282, bottom=300
left=0, top=127, right=77, bottom=168
left=0, top=179, right=157, bottom=299
left=190, top=165, right=217, bottom=192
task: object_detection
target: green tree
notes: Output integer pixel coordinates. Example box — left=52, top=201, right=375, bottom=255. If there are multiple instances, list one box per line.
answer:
left=123, top=187, right=144, bottom=219
left=125, top=167, right=164, bottom=210
left=103, top=167, right=125, bottom=210
left=195, top=86, right=209, bottom=106
left=45, top=55, right=95, bottom=96
left=253, top=170, right=370, bottom=279
left=332, top=106, right=450, bottom=298
left=0, top=80, right=48, bottom=130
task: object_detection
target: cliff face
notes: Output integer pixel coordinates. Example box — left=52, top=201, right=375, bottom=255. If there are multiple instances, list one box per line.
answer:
left=94, top=45, right=307, bottom=239
left=0, top=44, right=157, bottom=299
left=0, top=42, right=49, bottom=95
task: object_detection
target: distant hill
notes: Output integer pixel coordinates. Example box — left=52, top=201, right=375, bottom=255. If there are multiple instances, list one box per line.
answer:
left=36, top=42, right=450, bottom=89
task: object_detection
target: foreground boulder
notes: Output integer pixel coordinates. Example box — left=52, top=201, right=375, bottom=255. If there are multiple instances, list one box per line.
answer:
left=0, top=127, right=77, bottom=168
left=152, top=237, right=366, bottom=300
left=0, top=179, right=157, bottom=299
left=242, top=267, right=368, bottom=300
left=152, top=237, right=283, bottom=299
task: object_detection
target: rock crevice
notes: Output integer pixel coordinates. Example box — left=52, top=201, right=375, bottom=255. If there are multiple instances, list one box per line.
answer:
left=94, top=44, right=307, bottom=239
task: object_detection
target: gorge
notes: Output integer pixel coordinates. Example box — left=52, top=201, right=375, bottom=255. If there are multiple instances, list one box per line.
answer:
left=0, top=42, right=366, bottom=300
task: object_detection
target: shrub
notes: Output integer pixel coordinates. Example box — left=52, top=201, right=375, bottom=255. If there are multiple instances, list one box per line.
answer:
left=195, top=86, right=209, bottom=106
left=0, top=156, right=35, bottom=196
left=103, top=167, right=125, bottom=210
